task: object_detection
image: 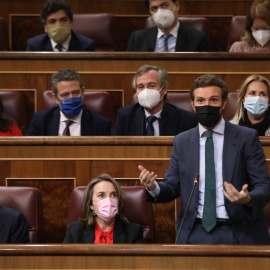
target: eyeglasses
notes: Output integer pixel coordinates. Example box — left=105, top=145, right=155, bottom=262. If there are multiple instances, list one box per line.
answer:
left=251, top=26, right=270, bottom=31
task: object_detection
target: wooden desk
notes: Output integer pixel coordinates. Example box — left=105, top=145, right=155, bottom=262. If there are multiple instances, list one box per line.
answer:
left=0, top=136, right=270, bottom=244
left=0, top=244, right=269, bottom=270
left=1, top=52, right=270, bottom=130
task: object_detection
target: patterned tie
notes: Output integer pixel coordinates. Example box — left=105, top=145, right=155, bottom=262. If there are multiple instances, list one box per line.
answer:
left=202, top=130, right=216, bottom=232
left=159, top=33, right=171, bottom=52
left=146, top=116, right=157, bottom=136
left=62, top=120, right=74, bottom=136
left=55, top=44, right=63, bottom=51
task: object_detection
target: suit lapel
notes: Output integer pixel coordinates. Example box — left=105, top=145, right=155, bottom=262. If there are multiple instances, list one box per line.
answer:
left=133, top=105, right=146, bottom=135
left=175, top=24, right=187, bottom=51
left=147, top=27, right=159, bottom=51
left=81, top=109, right=92, bottom=135
left=113, top=217, right=125, bottom=243
left=83, top=225, right=95, bottom=243
left=68, top=32, right=77, bottom=51
left=50, top=107, right=61, bottom=135
left=159, top=102, right=176, bottom=135
left=223, top=121, right=239, bottom=184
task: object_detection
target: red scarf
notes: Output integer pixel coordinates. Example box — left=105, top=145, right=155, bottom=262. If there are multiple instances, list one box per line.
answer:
left=94, top=222, right=115, bottom=244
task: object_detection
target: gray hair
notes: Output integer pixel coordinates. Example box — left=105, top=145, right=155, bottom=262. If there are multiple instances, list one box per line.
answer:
left=132, top=65, right=169, bottom=90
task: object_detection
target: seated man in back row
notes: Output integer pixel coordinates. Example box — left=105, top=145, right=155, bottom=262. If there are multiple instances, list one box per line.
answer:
left=127, top=0, right=211, bottom=52
left=112, top=64, right=197, bottom=136
left=27, top=0, right=96, bottom=51
left=26, top=69, right=111, bottom=136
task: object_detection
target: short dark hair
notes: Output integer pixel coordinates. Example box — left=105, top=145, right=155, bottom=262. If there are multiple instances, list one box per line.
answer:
left=190, top=74, right=228, bottom=101
left=145, top=0, right=178, bottom=10
left=40, top=0, right=73, bottom=25
left=51, top=69, right=83, bottom=95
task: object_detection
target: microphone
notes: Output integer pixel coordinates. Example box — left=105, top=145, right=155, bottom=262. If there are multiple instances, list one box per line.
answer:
left=175, top=174, right=199, bottom=244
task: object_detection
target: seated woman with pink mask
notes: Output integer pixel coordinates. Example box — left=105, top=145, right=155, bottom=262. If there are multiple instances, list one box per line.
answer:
left=63, top=174, right=144, bottom=244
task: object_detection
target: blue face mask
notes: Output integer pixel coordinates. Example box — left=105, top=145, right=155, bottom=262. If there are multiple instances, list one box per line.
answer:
left=244, top=96, right=268, bottom=118
left=60, top=97, right=83, bottom=118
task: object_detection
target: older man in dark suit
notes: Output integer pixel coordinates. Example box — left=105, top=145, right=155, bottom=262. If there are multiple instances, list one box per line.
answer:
left=112, top=65, right=197, bottom=136
left=127, top=0, right=211, bottom=52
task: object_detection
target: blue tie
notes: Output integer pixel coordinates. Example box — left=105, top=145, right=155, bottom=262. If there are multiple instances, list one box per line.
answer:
left=159, top=33, right=171, bottom=52
left=202, top=130, right=216, bottom=232
left=146, top=116, right=157, bottom=136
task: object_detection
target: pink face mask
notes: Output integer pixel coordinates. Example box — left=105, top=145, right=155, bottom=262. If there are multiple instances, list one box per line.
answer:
left=92, top=197, right=118, bottom=222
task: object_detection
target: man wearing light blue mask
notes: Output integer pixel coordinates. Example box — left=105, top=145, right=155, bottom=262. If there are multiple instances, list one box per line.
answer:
left=26, top=69, right=111, bottom=136
left=232, top=74, right=270, bottom=136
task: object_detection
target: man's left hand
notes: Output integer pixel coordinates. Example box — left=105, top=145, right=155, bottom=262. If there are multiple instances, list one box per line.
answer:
left=222, top=181, right=251, bottom=205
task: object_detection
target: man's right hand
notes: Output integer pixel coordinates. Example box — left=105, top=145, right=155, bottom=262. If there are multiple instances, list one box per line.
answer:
left=138, top=165, right=157, bottom=191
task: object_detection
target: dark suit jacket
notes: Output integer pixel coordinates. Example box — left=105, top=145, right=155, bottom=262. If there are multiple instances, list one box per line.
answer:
left=112, top=102, right=197, bottom=136
left=127, top=24, right=211, bottom=52
left=0, top=205, right=30, bottom=244
left=63, top=216, right=144, bottom=243
left=26, top=31, right=96, bottom=51
left=147, top=120, right=270, bottom=244
left=26, top=107, right=111, bottom=136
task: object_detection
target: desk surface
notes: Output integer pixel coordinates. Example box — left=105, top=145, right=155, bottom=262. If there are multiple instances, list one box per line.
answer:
left=0, top=244, right=269, bottom=269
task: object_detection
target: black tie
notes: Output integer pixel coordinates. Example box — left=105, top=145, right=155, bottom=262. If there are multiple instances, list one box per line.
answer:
left=55, top=44, right=63, bottom=51
left=146, top=116, right=157, bottom=136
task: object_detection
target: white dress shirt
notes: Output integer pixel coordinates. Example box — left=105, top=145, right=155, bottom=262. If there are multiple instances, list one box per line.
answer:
left=50, top=35, right=71, bottom=52
left=154, top=21, right=179, bottom=52
left=58, top=110, right=82, bottom=136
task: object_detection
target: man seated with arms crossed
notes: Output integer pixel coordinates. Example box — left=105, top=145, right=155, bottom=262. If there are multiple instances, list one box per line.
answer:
left=27, top=0, right=96, bottom=51
left=26, top=69, right=111, bottom=136
left=0, top=205, right=29, bottom=243
left=139, top=74, right=270, bottom=244
left=127, top=0, right=211, bottom=52
left=112, top=65, right=197, bottom=136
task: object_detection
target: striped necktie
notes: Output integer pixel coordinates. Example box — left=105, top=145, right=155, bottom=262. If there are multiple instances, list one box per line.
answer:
left=159, top=33, right=171, bottom=52
left=146, top=116, right=157, bottom=136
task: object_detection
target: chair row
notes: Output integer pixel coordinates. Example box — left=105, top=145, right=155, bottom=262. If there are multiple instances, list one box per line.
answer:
left=0, top=90, right=239, bottom=135
left=0, top=15, right=246, bottom=52
left=0, top=186, right=155, bottom=244
left=2, top=185, right=270, bottom=244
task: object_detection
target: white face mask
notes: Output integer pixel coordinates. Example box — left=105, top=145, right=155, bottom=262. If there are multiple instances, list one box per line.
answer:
left=252, top=30, right=270, bottom=47
left=137, top=87, right=164, bottom=109
left=153, top=6, right=176, bottom=29
left=244, top=96, right=269, bottom=118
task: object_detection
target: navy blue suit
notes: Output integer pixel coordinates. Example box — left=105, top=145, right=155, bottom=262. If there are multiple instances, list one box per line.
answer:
left=0, top=205, right=30, bottom=244
left=112, top=102, right=197, bottom=136
left=26, top=107, right=111, bottom=136
left=147, top=120, right=270, bottom=244
left=127, top=24, right=211, bottom=52
left=26, top=31, right=96, bottom=51
left=63, top=216, right=144, bottom=243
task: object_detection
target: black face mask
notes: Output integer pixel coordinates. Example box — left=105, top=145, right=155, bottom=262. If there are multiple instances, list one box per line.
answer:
left=195, top=105, right=222, bottom=127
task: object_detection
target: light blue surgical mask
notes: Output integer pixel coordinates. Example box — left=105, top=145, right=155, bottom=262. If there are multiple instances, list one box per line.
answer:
left=244, top=96, right=268, bottom=118
left=60, top=97, right=83, bottom=118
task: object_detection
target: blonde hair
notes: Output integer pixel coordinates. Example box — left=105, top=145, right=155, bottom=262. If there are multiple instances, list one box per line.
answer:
left=232, top=74, right=270, bottom=123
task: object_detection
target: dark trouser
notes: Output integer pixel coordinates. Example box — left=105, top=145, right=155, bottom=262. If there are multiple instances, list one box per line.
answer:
left=187, top=222, right=238, bottom=244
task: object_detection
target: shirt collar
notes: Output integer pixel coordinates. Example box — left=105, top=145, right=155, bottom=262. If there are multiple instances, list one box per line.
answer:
left=50, top=34, right=72, bottom=51
left=60, top=109, right=82, bottom=123
left=157, top=20, right=180, bottom=39
left=199, top=118, right=225, bottom=137
left=144, top=109, right=162, bottom=119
